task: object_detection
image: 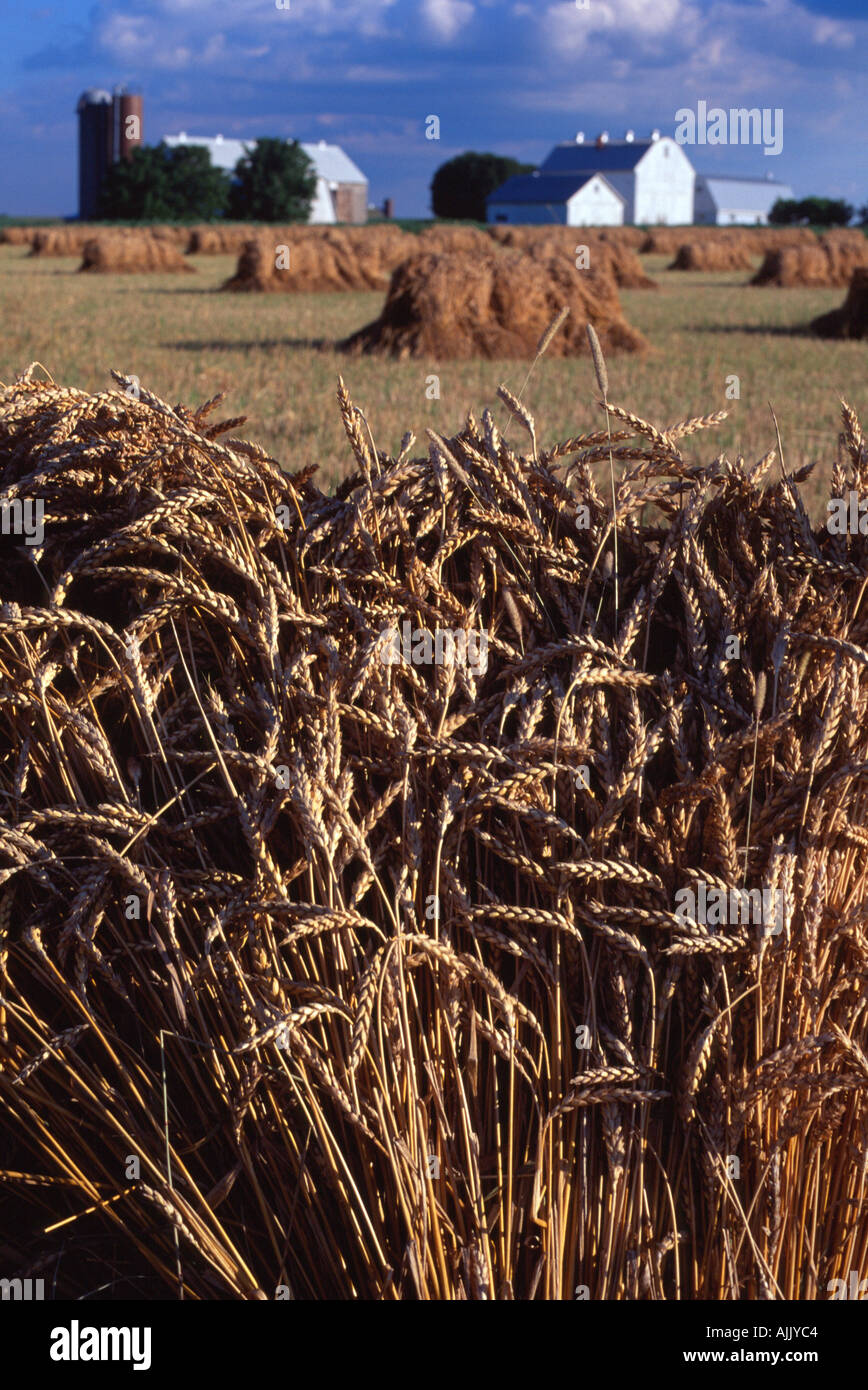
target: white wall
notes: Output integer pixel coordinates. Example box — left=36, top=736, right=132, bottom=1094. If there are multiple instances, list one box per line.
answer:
left=566, top=179, right=623, bottom=226
left=309, top=177, right=337, bottom=224
left=716, top=209, right=770, bottom=225
left=634, top=139, right=695, bottom=225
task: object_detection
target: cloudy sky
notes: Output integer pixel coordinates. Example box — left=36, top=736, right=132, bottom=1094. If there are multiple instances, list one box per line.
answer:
left=0, top=0, right=865, bottom=216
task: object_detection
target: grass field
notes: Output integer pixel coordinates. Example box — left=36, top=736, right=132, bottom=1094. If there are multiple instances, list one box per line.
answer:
left=1, top=242, right=864, bottom=498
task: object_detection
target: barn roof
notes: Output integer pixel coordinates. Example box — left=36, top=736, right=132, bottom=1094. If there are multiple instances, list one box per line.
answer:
left=163, top=135, right=250, bottom=171
left=487, top=172, right=624, bottom=206
left=161, top=134, right=367, bottom=184
left=539, top=140, right=657, bottom=174
left=300, top=142, right=367, bottom=186
left=696, top=175, right=793, bottom=210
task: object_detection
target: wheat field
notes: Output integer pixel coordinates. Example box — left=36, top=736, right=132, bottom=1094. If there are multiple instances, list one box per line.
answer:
left=1, top=332, right=866, bottom=1298
left=0, top=242, right=865, bottom=499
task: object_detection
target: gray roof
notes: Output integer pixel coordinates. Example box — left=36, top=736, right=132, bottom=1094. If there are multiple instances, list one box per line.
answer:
left=488, top=171, right=624, bottom=206
left=696, top=173, right=791, bottom=184
left=300, top=141, right=366, bottom=186
left=540, top=140, right=655, bottom=174
left=696, top=175, right=793, bottom=210
left=163, top=135, right=250, bottom=171
left=162, top=136, right=367, bottom=184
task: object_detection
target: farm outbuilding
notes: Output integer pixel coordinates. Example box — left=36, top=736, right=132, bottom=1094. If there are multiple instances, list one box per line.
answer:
left=486, top=171, right=625, bottom=227
left=488, top=131, right=696, bottom=227
left=694, top=173, right=794, bottom=225
left=162, top=134, right=369, bottom=224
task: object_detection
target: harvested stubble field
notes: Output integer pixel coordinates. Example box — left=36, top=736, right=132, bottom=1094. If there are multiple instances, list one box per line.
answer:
left=0, top=354, right=867, bottom=1300
left=0, top=235, right=866, bottom=504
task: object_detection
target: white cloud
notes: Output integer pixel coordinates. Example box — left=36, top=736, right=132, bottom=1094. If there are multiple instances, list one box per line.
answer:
left=203, top=33, right=227, bottom=62
left=813, top=18, right=854, bottom=49
left=422, top=0, right=475, bottom=42
left=97, top=14, right=152, bottom=58
left=542, top=0, right=687, bottom=54
left=345, top=65, right=408, bottom=82
left=600, top=0, right=684, bottom=36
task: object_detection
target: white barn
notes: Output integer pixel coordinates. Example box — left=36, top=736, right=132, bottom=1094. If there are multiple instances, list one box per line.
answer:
left=487, top=171, right=624, bottom=226
left=488, top=131, right=695, bottom=227
left=162, top=133, right=368, bottom=223
left=693, top=173, right=794, bottom=226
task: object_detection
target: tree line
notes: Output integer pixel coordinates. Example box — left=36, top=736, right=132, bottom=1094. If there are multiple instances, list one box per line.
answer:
left=97, top=140, right=867, bottom=228
left=769, top=197, right=859, bottom=228
left=98, top=138, right=318, bottom=222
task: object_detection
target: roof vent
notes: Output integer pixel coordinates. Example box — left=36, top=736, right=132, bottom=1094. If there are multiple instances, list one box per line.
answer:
left=216, top=134, right=223, bottom=142
left=575, top=131, right=585, bottom=143
left=597, top=131, right=609, bottom=145
left=650, top=129, right=661, bottom=141
left=625, top=130, right=635, bottom=142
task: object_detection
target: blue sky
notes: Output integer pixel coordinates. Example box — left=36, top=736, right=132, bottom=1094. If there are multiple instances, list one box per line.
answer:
left=0, top=0, right=865, bottom=217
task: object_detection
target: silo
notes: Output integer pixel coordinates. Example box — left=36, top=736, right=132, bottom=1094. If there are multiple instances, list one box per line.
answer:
left=112, top=85, right=143, bottom=163
left=76, top=89, right=112, bottom=220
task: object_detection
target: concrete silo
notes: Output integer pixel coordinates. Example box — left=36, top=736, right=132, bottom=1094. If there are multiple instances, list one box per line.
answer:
left=76, top=89, right=112, bottom=220
left=112, top=85, right=143, bottom=163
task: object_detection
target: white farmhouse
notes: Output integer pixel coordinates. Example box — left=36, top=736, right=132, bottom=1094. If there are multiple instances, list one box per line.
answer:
left=693, top=173, right=794, bottom=226
left=487, top=171, right=624, bottom=226
left=162, top=133, right=368, bottom=223
left=487, top=131, right=696, bottom=226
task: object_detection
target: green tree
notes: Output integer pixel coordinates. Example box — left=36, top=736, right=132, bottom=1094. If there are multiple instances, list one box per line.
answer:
left=226, top=138, right=317, bottom=222
left=768, top=198, right=801, bottom=226
left=430, top=152, right=535, bottom=222
left=770, top=195, right=853, bottom=227
left=98, top=143, right=231, bottom=221
left=799, top=197, right=853, bottom=227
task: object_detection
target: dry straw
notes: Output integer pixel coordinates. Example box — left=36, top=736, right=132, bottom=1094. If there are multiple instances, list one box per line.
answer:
left=0, top=361, right=867, bottom=1300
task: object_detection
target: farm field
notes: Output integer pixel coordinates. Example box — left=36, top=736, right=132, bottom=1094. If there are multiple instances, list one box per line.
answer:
left=1, top=241, right=864, bottom=500
left=3, top=224, right=868, bottom=1304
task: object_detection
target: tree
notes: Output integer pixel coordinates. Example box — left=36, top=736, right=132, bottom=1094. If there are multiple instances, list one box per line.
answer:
left=430, top=152, right=535, bottom=222
left=98, top=143, right=231, bottom=221
left=768, top=198, right=801, bottom=226
left=800, top=197, right=853, bottom=227
left=226, top=138, right=317, bottom=222
left=769, top=195, right=853, bottom=227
